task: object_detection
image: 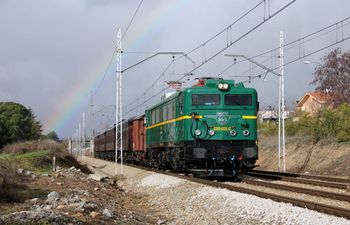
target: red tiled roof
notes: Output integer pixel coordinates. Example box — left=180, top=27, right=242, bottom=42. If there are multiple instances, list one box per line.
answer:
left=308, top=92, right=333, bottom=102
left=297, top=91, right=334, bottom=107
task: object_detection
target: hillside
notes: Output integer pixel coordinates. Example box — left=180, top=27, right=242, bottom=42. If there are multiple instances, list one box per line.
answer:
left=257, top=135, right=350, bottom=177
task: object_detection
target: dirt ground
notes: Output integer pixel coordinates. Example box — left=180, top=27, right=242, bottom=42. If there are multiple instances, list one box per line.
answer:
left=257, top=135, right=350, bottom=177
left=0, top=167, right=160, bottom=225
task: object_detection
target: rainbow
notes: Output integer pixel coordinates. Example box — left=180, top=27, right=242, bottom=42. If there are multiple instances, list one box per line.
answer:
left=43, top=0, right=189, bottom=136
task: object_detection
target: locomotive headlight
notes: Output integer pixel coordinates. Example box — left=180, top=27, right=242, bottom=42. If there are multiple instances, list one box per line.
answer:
left=243, top=129, right=250, bottom=136
left=195, top=129, right=202, bottom=136
left=230, top=130, right=237, bottom=136
left=218, top=82, right=229, bottom=90
left=208, top=129, right=215, bottom=136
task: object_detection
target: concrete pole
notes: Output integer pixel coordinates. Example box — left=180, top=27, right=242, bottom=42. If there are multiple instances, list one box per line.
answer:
left=280, top=31, right=286, bottom=172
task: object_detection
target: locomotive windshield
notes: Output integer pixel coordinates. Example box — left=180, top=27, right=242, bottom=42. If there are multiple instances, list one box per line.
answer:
left=224, top=94, right=252, bottom=106
left=192, top=94, right=220, bottom=106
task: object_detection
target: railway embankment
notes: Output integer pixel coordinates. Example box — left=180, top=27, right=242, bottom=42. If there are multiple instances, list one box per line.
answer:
left=82, top=157, right=350, bottom=225
left=257, top=135, right=350, bottom=176
left=0, top=141, right=158, bottom=225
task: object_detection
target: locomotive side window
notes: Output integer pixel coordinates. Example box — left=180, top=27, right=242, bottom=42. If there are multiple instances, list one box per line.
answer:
left=172, top=102, right=175, bottom=118
left=155, top=109, right=160, bottom=123
left=225, top=94, right=252, bottom=106
left=151, top=110, right=156, bottom=125
left=192, top=94, right=220, bottom=106
left=163, top=104, right=168, bottom=121
left=167, top=103, right=173, bottom=120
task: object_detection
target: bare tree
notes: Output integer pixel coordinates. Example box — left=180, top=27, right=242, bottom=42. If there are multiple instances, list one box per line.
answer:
left=311, top=48, right=350, bottom=106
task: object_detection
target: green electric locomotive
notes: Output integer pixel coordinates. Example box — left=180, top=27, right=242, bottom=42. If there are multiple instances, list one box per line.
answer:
left=145, top=77, right=258, bottom=177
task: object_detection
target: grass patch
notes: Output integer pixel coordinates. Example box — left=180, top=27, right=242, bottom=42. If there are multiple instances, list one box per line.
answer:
left=0, top=140, right=91, bottom=203
left=0, top=150, right=52, bottom=173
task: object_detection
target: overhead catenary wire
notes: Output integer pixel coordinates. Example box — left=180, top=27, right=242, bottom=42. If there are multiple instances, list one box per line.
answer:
left=123, top=0, right=296, bottom=116
left=122, top=0, right=144, bottom=41
left=122, top=0, right=269, bottom=112
left=215, top=17, right=350, bottom=82
left=93, top=0, right=144, bottom=98
left=241, top=35, right=350, bottom=84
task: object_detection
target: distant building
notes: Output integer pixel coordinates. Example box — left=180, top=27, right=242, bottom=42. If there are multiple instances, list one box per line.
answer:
left=258, top=109, right=292, bottom=123
left=296, top=92, right=334, bottom=115
left=258, top=110, right=277, bottom=122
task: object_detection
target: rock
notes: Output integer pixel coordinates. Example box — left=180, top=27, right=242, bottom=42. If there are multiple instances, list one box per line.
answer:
left=69, top=166, right=76, bottom=170
left=42, top=205, right=52, bottom=210
left=47, top=191, right=60, bottom=202
left=17, top=168, right=24, bottom=174
left=88, top=173, right=108, bottom=181
left=90, top=211, right=100, bottom=219
left=57, top=182, right=63, bottom=186
left=84, top=202, right=98, bottom=212
left=30, top=198, right=39, bottom=203
left=0, top=210, right=80, bottom=224
left=94, top=187, right=100, bottom=191
left=157, top=219, right=167, bottom=225
left=67, top=202, right=82, bottom=210
left=72, top=212, right=84, bottom=218
left=56, top=205, right=65, bottom=210
left=69, top=195, right=80, bottom=203
left=24, top=170, right=33, bottom=176
left=41, top=173, right=49, bottom=177
left=102, top=208, right=113, bottom=218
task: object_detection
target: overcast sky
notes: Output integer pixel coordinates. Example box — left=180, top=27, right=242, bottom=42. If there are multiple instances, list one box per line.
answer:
left=1, top=0, right=349, bottom=138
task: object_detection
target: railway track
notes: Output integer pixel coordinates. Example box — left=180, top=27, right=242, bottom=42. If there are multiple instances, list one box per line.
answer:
left=251, top=170, right=350, bottom=184
left=241, top=178, right=350, bottom=202
left=247, top=171, right=350, bottom=189
left=119, top=163, right=350, bottom=219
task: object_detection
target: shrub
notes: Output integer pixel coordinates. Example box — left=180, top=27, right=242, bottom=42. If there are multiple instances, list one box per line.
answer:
left=0, top=160, right=20, bottom=202
left=259, top=104, right=350, bottom=143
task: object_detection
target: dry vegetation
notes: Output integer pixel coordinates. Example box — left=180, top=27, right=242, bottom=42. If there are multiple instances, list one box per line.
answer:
left=257, top=135, right=350, bottom=176
left=0, top=140, right=91, bottom=203
left=0, top=160, right=21, bottom=202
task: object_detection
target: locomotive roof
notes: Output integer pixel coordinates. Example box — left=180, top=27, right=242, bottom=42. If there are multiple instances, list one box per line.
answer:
left=146, top=79, right=257, bottom=111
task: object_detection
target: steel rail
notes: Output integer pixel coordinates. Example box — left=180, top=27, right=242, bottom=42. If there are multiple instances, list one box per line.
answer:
left=242, top=178, right=350, bottom=202
left=247, top=172, right=349, bottom=189
left=252, top=170, right=350, bottom=184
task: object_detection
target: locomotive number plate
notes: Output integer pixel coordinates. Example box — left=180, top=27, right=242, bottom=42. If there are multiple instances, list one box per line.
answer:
left=213, top=127, right=229, bottom=131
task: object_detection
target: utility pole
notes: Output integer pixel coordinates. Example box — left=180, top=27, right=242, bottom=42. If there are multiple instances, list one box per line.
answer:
left=89, top=91, right=94, bottom=157
left=279, top=31, right=286, bottom=172
left=116, top=28, right=123, bottom=175
left=78, top=122, right=81, bottom=160
left=82, top=112, right=85, bottom=160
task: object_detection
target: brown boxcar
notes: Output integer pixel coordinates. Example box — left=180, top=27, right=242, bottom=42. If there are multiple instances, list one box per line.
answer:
left=131, top=115, right=146, bottom=152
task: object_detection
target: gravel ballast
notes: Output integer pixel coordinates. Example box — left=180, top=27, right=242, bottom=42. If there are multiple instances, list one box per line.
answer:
left=83, top=157, right=350, bottom=225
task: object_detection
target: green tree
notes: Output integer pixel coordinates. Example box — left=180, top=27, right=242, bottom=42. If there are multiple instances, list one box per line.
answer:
left=0, top=102, right=42, bottom=148
left=45, top=131, right=59, bottom=141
